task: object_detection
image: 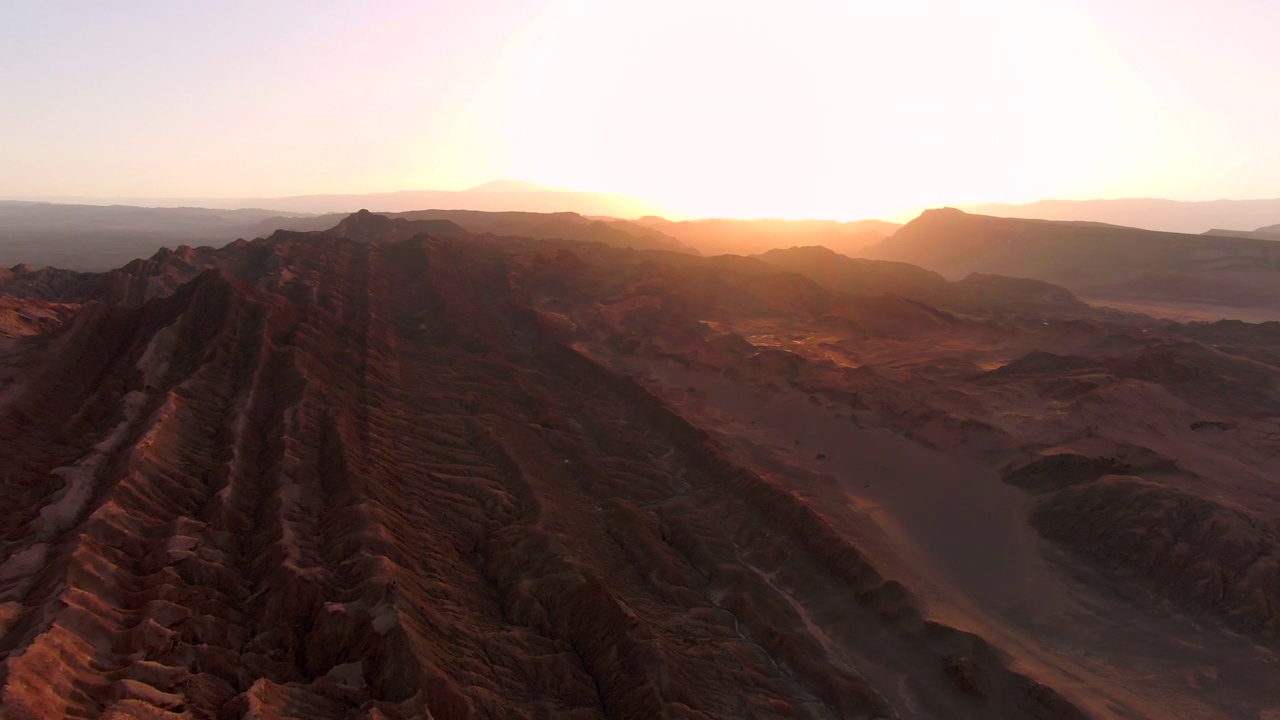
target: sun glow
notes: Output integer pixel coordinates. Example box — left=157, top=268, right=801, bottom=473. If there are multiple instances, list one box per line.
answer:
left=489, top=0, right=1199, bottom=220
left=5, top=1, right=1275, bottom=217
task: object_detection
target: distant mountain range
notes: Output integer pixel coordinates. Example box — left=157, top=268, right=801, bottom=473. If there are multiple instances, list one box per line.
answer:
left=307, top=208, right=695, bottom=254
left=6, top=195, right=1280, bottom=322
left=0, top=201, right=314, bottom=270
left=634, top=217, right=900, bottom=257
left=4, top=183, right=662, bottom=219
left=963, top=198, right=1280, bottom=235
left=1204, top=223, right=1280, bottom=240
left=0, top=199, right=906, bottom=270
left=464, top=179, right=557, bottom=192
left=0, top=201, right=695, bottom=270
left=864, top=208, right=1280, bottom=315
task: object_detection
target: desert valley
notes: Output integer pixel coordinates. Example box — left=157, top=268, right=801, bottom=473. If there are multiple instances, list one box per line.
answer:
left=0, top=199, right=1277, bottom=718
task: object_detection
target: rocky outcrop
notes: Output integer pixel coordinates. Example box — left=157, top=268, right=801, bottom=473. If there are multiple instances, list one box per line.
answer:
left=1032, top=476, right=1280, bottom=641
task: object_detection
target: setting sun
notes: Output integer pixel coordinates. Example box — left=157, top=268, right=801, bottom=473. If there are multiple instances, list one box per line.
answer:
left=480, top=0, right=1272, bottom=220
left=3, top=0, right=1276, bottom=220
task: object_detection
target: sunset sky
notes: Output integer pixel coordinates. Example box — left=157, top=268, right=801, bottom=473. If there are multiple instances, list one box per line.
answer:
left=2, top=0, right=1277, bottom=220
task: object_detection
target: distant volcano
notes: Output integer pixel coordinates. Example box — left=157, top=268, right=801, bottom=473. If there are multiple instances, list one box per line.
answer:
left=464, top=179, right=559, bottom=192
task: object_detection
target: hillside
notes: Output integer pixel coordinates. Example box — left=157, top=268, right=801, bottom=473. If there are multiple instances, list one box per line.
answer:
left=865, top=208, right=1280, bottom=314
left=757, top=245, right=1095, bottom=317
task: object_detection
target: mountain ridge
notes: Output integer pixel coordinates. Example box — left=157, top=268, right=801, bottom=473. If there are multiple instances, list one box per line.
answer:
left=0, top=218, right=1104, bottom=717
left=865, top=208, right=1280, bottom=314
left=963, top=197, right=1280, bottom=234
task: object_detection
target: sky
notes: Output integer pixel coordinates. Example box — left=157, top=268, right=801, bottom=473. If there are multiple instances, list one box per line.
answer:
left=2, top=0, right=1278, bottom=220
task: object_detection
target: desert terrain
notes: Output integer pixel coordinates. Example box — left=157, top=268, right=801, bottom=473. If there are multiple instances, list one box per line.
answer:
left=864, top=208, right=1280, bottom=323
left=0, top=212, right=1277, bottom=717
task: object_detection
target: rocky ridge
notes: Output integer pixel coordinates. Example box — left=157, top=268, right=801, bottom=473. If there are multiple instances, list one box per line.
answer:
left=0, top=220, right=1093, bottom=718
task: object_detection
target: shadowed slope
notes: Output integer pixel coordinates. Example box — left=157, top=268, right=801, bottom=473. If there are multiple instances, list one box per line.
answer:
left=757, top=245, right=1095, bottom=318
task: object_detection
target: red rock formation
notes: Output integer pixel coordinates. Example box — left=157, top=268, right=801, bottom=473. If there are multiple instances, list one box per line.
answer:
left=0, top=224, right=1093, bottom=718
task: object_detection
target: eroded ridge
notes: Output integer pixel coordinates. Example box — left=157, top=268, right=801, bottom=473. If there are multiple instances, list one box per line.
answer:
left=0, top=230, right=1092, bottom=718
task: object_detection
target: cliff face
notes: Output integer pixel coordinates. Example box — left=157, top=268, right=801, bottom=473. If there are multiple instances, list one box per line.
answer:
left=0, top=228, right=1086, bottom=719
